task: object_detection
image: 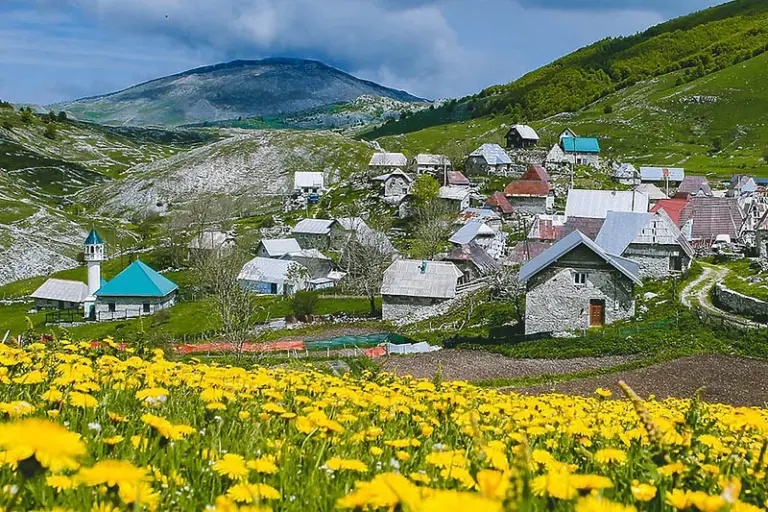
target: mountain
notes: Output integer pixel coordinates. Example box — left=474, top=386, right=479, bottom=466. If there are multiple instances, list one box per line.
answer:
left=365, top=0, right=768, bottom=139
left=53, top=58, right=426, bottom=127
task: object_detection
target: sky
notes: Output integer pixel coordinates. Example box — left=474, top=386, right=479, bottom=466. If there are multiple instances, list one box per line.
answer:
left=0, top=0, right=724, bottom=105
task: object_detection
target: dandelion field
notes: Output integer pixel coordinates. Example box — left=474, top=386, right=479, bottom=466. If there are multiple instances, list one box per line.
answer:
left=0, top=341, right=767, bottom=511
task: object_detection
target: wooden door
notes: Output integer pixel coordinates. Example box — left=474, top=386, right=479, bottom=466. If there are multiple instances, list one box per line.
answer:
left=589, top=300, right=605, bottom=327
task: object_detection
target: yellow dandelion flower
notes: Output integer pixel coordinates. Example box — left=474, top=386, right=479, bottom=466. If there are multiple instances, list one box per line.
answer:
left=47, top=474, right=76, bottom=492
left=631, top=480, right=657, bottom=501
left=213, top=453, right=249, bottom=480
left=0, top=418, right=85, bottom=471
left=247, top=456, right=278, bottom=474
left=325, top=457, right=368, bottom=472
left=69, top=392, right=98, bottom=408
left=594, top=448, right=627, bottom=465
left=77, top=460, right=148, bottom=487
left=227, top=483, right=281, bottom=503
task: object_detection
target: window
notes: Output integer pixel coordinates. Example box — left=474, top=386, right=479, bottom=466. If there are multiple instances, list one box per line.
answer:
left=108, top=303, right=116, bottom=312
left=669, top=255, right=683, bottom=272
left=143, top=303, right=150, bottom=314
left=573, top=272, right=587, bottom=286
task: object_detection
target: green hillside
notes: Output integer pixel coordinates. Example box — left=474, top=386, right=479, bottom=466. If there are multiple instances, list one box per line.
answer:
left=365, top=0, right=768, bottom=140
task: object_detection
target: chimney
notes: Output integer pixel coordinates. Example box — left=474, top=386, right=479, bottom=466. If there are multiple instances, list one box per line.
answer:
left=421, top=261, right=428, bottom=274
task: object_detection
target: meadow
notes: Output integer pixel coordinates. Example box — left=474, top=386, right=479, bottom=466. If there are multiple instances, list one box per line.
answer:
left=0, top=340, right=767, bottom=511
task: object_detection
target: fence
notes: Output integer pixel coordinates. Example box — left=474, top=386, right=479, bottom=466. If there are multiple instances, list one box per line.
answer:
left=44, top=309, right=81, bottom=326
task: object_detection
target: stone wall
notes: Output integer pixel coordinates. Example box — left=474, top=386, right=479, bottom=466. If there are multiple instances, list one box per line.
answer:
left=525, top=267, right=636, bottom=335
left=382, top=295, right=447, bottom=321
left=713, top=283, right=768, bottom=320
left=95, top=294, right=176, bottom=322
left=510, top=196, right=547, bottom=215
left=623, top=245, right=690, bottom=280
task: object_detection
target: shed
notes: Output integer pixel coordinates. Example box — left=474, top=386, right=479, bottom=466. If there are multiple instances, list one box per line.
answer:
left=565, top=189, right=649, bottom=219
left=257, top=238, right=302, bottom=259
left=94, top=260, right=178, bottom=321
left=238, top=257, right=309, bottom=295
left=485, top=192, right=514, bottom=216
left=505, top=124, right=540, bottom=149
left=31, top=279, right=89, bottom=310
left=293, top=172, right=324, bottom=195
left=439, top=186, right=471, bottom=210
left=381, top=260, right=462, bottom=320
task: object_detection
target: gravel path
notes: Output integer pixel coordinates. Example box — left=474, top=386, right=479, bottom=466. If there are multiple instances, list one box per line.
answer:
left=381, top=350, right=635, bottom=382
left=681, top=266, right=713, bottom=308
left=680, top=264, right=764, bottom=327
left=521, top=354, right=768, bottom=407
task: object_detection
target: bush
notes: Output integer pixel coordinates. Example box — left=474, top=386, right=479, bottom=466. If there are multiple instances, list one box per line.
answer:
left=1, top=120, right=12, bottom=131
left=291, top=291, right=319, bottom=316
left=19, top=108, right=33, bottom=123
left=603, top=104, right=614, bottom=114
left=763, top=147, right=768, bottom=164
left=44, top=123, right=57, bottom=140
left=57, top=111, right=68, bottom=122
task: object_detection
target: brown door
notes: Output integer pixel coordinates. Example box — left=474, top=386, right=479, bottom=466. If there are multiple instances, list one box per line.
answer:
left=589, top=300, right=605, bottom=327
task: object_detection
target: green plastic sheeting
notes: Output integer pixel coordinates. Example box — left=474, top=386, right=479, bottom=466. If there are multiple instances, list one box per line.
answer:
left=305, top=333, right=410, bottom=350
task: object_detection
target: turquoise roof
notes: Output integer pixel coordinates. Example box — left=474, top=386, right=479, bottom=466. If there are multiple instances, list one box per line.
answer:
left=95, top=260, right=178, bottom=298
left=561, top=137, right=600, bottom=153
left=84, top=229, right=104, bottom=245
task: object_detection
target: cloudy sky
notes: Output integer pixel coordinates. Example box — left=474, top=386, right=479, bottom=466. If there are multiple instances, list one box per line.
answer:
left=1, top=0, right=723, bottom=105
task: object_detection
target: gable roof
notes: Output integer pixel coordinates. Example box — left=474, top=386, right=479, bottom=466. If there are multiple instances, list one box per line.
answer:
left=509, top=241, right=554, bottom=265
left=519, top=230, right=642, bottom=285
left=639, top=167, right=685, bottom=182
left=508, top=124, right=540, bottom=141
left=30, top=279, right=89, bottom=303
left=95, top=260, right=178, bottom=298
left=679, top=197, right=744, bottom=241
left=561, top=137, right=600, bottom=154
left=260, top=238, right=302, bottom=257
left=446, top=171, right=470, bottom=186
left=459, top=207, right=500, bottom=224
left=369, top=152, right=408, bottom=167
left=445, top=242, right=500, bottom=275
left=84, top=229, right=103, bottom=245
left=528, top=215, right=605, bottom=242
left=636, top=183, right=669, bottom=201
left=612, top=163, right=637, bottom=179
left=238, top=257, right=307, bottom=283
left=335, top=217, right=395, bottom=252
left=469, top=144, right=512, bottom=165
left=381, top=260, right=461, bottom=299
left=565, top=189, right=649, bottom=219
left=595, top=211, right=694, bottom=258
left=449, top=221, right=496, bottom=245
left=414, top=154, right=451, bottom=166
left=485, top=192, right=514, bottom=214
left=294, top=171, right=324, bottom=190
left=439, top=186, right=471, bottom=201
left=521, top=165, right=550, bottom=183
left=676, top=176, right=712, bottom=197
left=651, top=198, right=690, bottom=226
left=292, top=218, right=335, bottom=235
left=504, top=180, right=550, bottom=197
left=188, top=231, right=235, bottom=250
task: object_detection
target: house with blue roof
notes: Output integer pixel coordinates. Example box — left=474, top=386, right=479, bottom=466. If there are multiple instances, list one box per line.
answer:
left=92, top=259, right=178, bottom=322
left=546, top=133, right=601, bottom=168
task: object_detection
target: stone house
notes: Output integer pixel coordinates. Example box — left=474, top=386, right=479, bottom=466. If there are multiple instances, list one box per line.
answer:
left=439, top=186, right=471, bottom=211
left=505, top=124, right=540, bottom=149
left=444, top=243, right=500, bottom=281
left=561, top=137, right=601, bottom=167
left=238, top=257, right=309, bottom=295
left=412, top=154, right=451, bottom=175
left=256, top=238, right=302, bottom=258
left=30, top=279, right=88, bottom=311
left=380, top=260, right=462, bottom=321
left=465, top=144, right=513, bottom=175
left=93, top=260, right=178, bottom=321
left=291, top=219, right=338, bottom=250
left=504, top=180, right=552, bottom=215
left=519, top=230, right=642, bottom=336
left=369, top=152, right=408, bottom=174
left=449, top=220, right=506, bottom=260
left=595, top=210, right=694, bottom=279
left=565, top=189, right=650, bottom=219
left=373, top=170, right=412, bottom=198
left=612, top=163, right=638, bottom=185
left=187, top=231, right=235, bottom=259
left=333, top=217, right=396, bottom=254
left=559, top=128, right=578, bottom=141
left=675, top=176, right=712, bottom=199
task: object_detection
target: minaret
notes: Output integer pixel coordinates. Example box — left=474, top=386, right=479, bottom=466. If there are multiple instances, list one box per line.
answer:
left=83, top=229, right=105, bottom=318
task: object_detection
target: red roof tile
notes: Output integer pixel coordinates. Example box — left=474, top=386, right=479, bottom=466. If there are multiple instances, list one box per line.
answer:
left=651, top=198, right=690, bottom=226
left=521, top=165, right=550, bottom=183
left=485, top=192, right=514, bottom=214
left=504, top=180, right=550, bottom=197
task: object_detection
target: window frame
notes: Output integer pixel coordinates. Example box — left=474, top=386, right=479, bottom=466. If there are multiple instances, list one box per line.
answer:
left=573, top=271, right=588, bottom=286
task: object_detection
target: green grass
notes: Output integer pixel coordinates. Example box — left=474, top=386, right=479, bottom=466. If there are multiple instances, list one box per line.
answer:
left=722, top=259, right=768, bottom=301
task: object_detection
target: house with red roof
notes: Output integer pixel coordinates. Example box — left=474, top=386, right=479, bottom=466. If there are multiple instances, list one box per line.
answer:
left=485, top=192, right=514, bottom=217
left=651, top=198, right=690, bottom=227
left=504, top=180, right=553, bottom=215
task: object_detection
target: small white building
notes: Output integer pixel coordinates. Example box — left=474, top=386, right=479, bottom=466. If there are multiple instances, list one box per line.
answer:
left=369, top=152, right=408, bottom=174
left=238, top=257, right=309, bottom=295
left=93, top=260, right=178, bottom=322
left=412, top=154, right=451, bottom=174
left=256, top=238, right=303, bottom=259
left=31, top=279, right=88, bottom=311
left=380, top=260, right=462, bottom=321
left=293, top=172, right=324, bottom=196
left=187, top=231, right=235, bottom=257
left=465, top=143, right=513, bottom=175
left=439, top=186, right=471, bottom=211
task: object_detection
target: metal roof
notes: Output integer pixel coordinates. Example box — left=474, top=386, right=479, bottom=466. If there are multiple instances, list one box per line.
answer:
left=518, top=230, right=642, bottom=285
left=445, top=242, right=500, bottom=275
left=449, top=221, right=496, bottom=245
left=95, top=260, right=178, bottom=298
left=260, top=238, right=302, bottom=257
left=30, top=278, right=88, bottom=303
left=187, top=231, right=235, bottom=250
left=469, top=144, right=512, bottom=165
left=238, top=257, right=308, bottom=283
left=612, top=163, right=637, bottom=179
left=446, top=171, right=470, bottom=186
left=414, top=154, right=451, bottom=166
left=284, top=248, right=331, bottom=260
left=509, top=124, right=540, bottom=141
left=639, top=167, right=685, bottom=182
left=439, top=186, right=471, bottom=201
left=565, top=189, right=649, bottom=219
left=294, top=172, right=324, bottom=189
left=459, top=208, right=500, bottom=223
left=521, top=165, right=550, bottom=183
left=369, top=152, right=408, bottom=167
left=335, top=217, right=396, bottom=252
left=84, top=229, right=103, bottom=245
left=679, top=197, right=744, bottom=241
left=485, top=192, right=514, bottom=214
left=381, top=260, right=461, bottom=299
left=504, top=180, right=550, bottom=197
left=594, top=212, right=655, bottom=255
left=635, top=183, right=669, bottom=201
left=676, top=176, right=712, bottom=197
left=561, top=137, right=600, bottom=153
left=292, top=219, right=335, bottom=235
left=651, top=199, right=690, bottom=226
left=509, top=241, right=553, bottom=265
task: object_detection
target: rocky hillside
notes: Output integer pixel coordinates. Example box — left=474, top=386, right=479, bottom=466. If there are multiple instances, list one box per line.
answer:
left=54, top=58, right=425, bottom=127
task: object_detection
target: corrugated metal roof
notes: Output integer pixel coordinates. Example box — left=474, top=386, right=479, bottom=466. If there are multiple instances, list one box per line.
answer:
left=294, top=172, right=324, bottom=189
left=439, top=186, right=471, bottom=201
left=521, top=165, right=550, bottom=183
left=509, top=241, right=553, bottom=265
left=676, top=176, right=712, bottom=197
left=679, top=197, right=744, bottom=241
left=469, top=144, right=512, bottom=165
left=509, top=124, right=540, bottom=140
left=595, top=212, right=655, bottom=255
left=636, top=183, right=669, bottom=201
left=96, top=260, right=178, bottom=298
left=651, top=199, right=690, bottom=226
left=414, top=154, right=451, bottom=166
left=381, top=260, right=461, bottom=299
left=561, top=137, right=600, bottom=153
left=449, top=221, right=496, bottom=245
left=565, top=189, right=649, bottom=219
left=292, top=219, right=335, bottom=235
left=459, top=208, right=500, bottom=223
left=504, top=180, right=550, bottom=197
left=284, top=249, right=330, bottom=260
left=369, top=152, right=408, bottom=167
left=84, top=229, right=103, bottom=245
left=486, top=192, right=514, bottom=214
left=238, top=257, right=308, bottom=283
left=446, top=171, right=470, bottom=186
left=445, top=242, right=500, bottom=274
left=260, top=238, right=302, bottom=257
left=518, top=230, right=642, bottom=285
left=30, top=278, right=88, bottom=303
left=639, top=167, right=685, bottom=182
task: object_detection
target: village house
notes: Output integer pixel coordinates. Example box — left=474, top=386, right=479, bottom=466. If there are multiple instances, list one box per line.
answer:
left=675, top=176, right=712, bottom=199
left=635, top=183, right=669, bottom=207
left=449, top=220, right=506, bottom=260
left=509, top=240, right=554, bottom=265
left=562, top=137, right=601, bottom=167
left=293, top=172, right=324, bottom=196
left=368, top=152, right=408, bottom=174
left=94, top=260, right=179, bottom=322
left=458, top=208, right=502, bottom=230
left=281, top=249, right=336, bottom=281
left=439, top=186, right=472, bottom=211
left=256, top=238, right=302, bottom=259
left=445, top=243, right=500, bottom=281
left=238, top=257, right=308, bottom=295
left=465, top=144, right=513, bottom=175
left=412, top=154, right=451, bottom=175
left=519, top=230, right=642, bottom=336
left=485, top=192, right=514, bottom=218
left=651, top=198, right=690, bottom=228
left=445, top=171, right=471, bottom=188
left=373, top=169, right=412, bottom=198
left=31, top=279, right=88, bottom=311
left=565, top=189, right=650, bottom=219
left=187, top=231, right=235, bottom=259
left=559, top=128, right=578, bottom=141
left=612, top=163, right=638, bottom=185
left=639, top=167, right=685, bottom=196
left=334, top=217, right=396, bottom=254
left=504, top=180, right=552, bottom=215
left=380, top=260, right=462, bottom=321
left=728, top=175, right=758, bottom=197
left=291, top=219, right=337, bottom=250
left=595, top=210, right=694, bottom=279
left=505, top=124, right=540, bottom=149
left=528, top=215, right=606, bottom=242
left=521, top=164, right=550, bottom=183
left=678, top=197, right=745, bottom=245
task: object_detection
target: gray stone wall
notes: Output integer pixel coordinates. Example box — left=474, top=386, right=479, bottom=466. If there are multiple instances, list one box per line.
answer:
left=294, top=233, right=330, bottom=251
left=713, top=283, right=768, bottom=320
left=525, top=267, right=636, bottom=335
left=510, top=196, right=547, bottom=215
left=384, top=176, right=410, bottom=197
left=382, top=295, right=447, bottom=321
left=623, top=244, right=691, bottom=280
left=95, top=293, right=176, bottom=322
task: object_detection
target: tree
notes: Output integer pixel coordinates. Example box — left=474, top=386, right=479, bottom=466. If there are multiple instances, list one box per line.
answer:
left=410, top=199, right=455, bottom=260
left=48, top=110, right=56, bottom=122
left=712, top=136, right=723, bottom=152
left=763, top=147, right=768, bottom=164
left=43, top=123, right=57, bottom=140
left=603, top=105, right=614, bottom=114
left=57, top=111, right=68, bottom=122
left=1, top=120, right=12, bottom=131
left=489, top=265, right=525, bottom=324
left=291, top=291, right=319, bottom=316
left=19, top=107, right=33, bottom=124
left=411, top=174, right=440, bottom=203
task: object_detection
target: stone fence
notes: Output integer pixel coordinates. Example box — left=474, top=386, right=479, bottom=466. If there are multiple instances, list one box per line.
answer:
left=712, top=283, right=768, bottom=321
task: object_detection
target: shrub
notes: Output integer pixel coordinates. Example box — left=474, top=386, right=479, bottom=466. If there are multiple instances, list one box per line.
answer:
left=57, top=111, right=68, bottom=122
left=603, top=104, right=614, bottom=114
left=763, top=146, right=768, bottom=164
left=1, top=120, right=12, bottom=131
left=291, top=290, right=319, bottom=316
left=44, top=123, right=57, bottom=140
